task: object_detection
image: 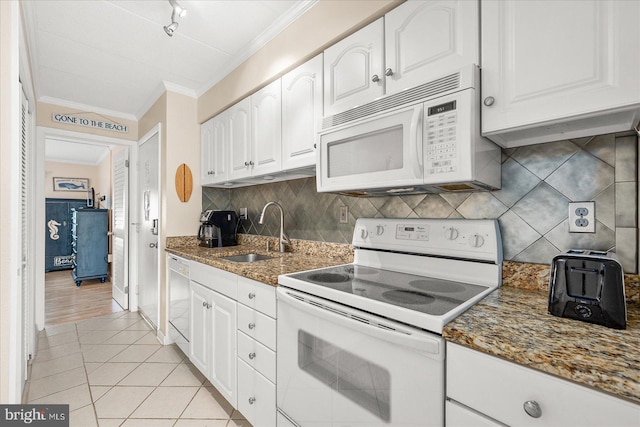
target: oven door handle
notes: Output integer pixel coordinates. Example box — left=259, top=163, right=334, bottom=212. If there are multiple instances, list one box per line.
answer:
left=278, top=288, right=442, bottom=357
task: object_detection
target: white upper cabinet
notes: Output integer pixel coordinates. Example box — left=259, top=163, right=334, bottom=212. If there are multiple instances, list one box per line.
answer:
left=228, top=97, right=252, bottom=181
left=282, top=54, right=323, bottom=171
left=324, top=18, right=385, bottom=116
left=385, top=0, right=479, bottom=94
left=324, top=1, right=479, bottom=117
left=251, top=79, right=282, bottom=176
left=481, top=0, right=640, bottom=147
left=201, top=111, right=228, bottom=185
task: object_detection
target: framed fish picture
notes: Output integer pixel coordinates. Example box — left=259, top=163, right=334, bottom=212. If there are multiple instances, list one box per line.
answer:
left=53, top=177, right=89, bottom=192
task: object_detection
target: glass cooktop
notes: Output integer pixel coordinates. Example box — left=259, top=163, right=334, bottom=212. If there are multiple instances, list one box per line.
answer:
left=288, top=264, right=489, bottom=317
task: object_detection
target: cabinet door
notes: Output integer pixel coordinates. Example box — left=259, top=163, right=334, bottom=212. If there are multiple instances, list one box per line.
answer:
left=481, top=0, right=640, bottom=135
left=209, top=290, right=237, bottom=407
left=189, top=281, right=210, bottom=376
left=251, top=80, right=282, bottom=176
left=385, top=0, right=478, bottom=94
left=282, top=54, right=323, bottom=171
left=324, top=18, right=384, bottom=116
left=200, top=119, right=215, bottom=186
left=237, top=359, right=276, bottom=427
left=228, top=98, right=252, bottom=180
left=210, top=111, right=229, bottom=183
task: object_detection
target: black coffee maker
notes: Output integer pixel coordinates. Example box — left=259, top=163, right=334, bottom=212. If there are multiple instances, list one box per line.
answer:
left=198, top=210, right=239, bottom=248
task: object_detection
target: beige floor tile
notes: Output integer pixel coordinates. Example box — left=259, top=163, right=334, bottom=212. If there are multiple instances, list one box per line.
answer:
left=85, top=362, right=104, bottom=375
left=120, top=419, right=177, bottom=427
left=91, top=385, right=112, bottom=401
left=79, top=330, right=120, bottom=344
left=40, top=323, right=77, bottom=337
left=181, top=387, right=234, bottom=419
left=118, top=363, right=177, bottom=386
left=230, top=410, right=246, bottom=420
left=226, top=418, right=252, bottom=427
left=131, top=332, right=160, bottom=345
left=103, top=330, right=152, bottom=345
left=97, top=419, right=124, bottom=427
left=77, top=318, right=121, bottom=331
left=130, top=387, right=199, bottom=419
left=69, top=404, right=98, bottom=427
left=82, top=344, right=130, bottom=363
left=108, top=317, right=146, bottom=330
left=160, top=363, right=205, bottom=387
left=108, top=344, right=161, bottom=363
left=31, top=352, right=85, bottom=380
left=146, top=345, right=186, bottom=363
left=173, top=420, right=228, bottom=427
left=88, top=362, right=140, bottom=386
left=34, top=341, right=81, bottom=362
left=93, top=386, right=155, bottom=419
left=29, top=383, right=92, bottom=411
left=38, top=331, right=79, bottom=349
left=125, top=320, right=154, bottom=331
left=28, top=367, right=87, bottom=401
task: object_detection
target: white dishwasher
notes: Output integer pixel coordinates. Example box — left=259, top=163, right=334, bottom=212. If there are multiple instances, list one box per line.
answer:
left=168, top=254, right=190, bottom=355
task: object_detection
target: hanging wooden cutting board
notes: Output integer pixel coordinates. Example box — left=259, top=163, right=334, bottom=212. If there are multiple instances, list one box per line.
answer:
left=175, top=163, right=193, bottom=202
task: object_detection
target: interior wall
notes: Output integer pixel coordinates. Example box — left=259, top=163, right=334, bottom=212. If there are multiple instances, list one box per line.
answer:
left=96, top=151, right=112, bottom=209
left=44, top=161, right=102, bottom=200
left=197, top=0, right=402, bottom=122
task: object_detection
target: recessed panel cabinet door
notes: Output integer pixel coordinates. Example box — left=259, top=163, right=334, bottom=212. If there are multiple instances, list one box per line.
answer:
left=201, top=112, right=229, bottom=185
left=251, top=80, right=282, bottom=176
left=481, top=0, right=640, bottom=134
left=189, top=282, right=210, bottom=376
left=385, top=0, right=479, bottom=94
left=200, top=119, right=214, bottom=186
left=209, top=290, right=237, bottom=408
left=324, top=18, right=384, bottom=116
left=228, top=98, right=252, bottom=180
left=282, top=54, right=323, bottom=171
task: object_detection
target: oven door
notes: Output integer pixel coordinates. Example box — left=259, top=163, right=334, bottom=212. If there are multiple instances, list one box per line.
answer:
left=317, top=103, right=424, bottom=194
left=277, top=287, right=444, bottom=427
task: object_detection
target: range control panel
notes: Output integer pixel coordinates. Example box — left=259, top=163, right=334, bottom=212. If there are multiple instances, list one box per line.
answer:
left=353, top=218, right=502, bottom=263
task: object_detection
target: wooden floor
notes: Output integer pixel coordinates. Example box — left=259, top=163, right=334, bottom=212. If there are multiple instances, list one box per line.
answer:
left=45, top=270, right=123, bottom=327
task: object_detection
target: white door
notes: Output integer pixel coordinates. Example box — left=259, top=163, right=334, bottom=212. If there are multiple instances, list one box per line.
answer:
left=323, top=17, right=384, bottom=116
left=251, top=79, right=282, bottom=176
left=111, top=148, right=129, bottom=309
left=137, top=131, right=160, bottom=328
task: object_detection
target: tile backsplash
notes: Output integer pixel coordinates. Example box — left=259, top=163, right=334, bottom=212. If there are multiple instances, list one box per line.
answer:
left=203, top=132, right=638, bottom=272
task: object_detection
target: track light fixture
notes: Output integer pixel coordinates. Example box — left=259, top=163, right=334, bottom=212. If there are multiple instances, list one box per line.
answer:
left=164, top=0, right=187, bottom=37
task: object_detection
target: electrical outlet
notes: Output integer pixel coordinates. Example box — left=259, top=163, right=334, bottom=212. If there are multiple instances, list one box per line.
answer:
left=568, top=201, right=595, bottom=233
left=339, top=206, right=349, bottom=224
left=239, top=207, right=248, bottom=220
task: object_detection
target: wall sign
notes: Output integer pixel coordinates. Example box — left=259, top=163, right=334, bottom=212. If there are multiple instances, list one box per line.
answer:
left=52, top=113, right=128, bottom=133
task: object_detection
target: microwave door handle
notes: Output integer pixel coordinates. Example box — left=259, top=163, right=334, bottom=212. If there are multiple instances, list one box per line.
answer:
left=412, top=106, right=423, bottom=167
left=278, top=288, right=442, bottom=357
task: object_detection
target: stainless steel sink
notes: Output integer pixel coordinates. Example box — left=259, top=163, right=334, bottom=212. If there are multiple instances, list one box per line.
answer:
left=220, top=253, right=275, bottom=263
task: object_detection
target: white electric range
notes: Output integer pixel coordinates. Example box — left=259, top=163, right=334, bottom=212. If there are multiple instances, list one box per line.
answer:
left=276, top=218, right=502, bottom=427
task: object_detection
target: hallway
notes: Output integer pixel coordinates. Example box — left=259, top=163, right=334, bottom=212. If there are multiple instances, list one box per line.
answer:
left=27, top=310, right=251, bottom=427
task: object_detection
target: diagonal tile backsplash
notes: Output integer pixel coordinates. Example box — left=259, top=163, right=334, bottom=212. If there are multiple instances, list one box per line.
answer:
left=203, top=131, right=638, bottom=272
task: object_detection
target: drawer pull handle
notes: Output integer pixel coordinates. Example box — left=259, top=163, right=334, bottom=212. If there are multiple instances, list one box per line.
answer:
left=248, top=292, right=256, bottom=299
left=248, top=352, right=256, bottom=360
left=523, top=400, right=542, bottom=418
left=248, top=322, right=255, bottom=330
left=248, top=397, right=256, bottom=405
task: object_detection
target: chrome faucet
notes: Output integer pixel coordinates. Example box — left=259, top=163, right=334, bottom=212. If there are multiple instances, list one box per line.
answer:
left=258, top=201, right=291, bottom=252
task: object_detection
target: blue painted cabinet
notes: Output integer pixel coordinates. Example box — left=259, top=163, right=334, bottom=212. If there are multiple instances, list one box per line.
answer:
left=71, top=208, right=109, bottom=286
left=45, top=198, right=87, bottom=271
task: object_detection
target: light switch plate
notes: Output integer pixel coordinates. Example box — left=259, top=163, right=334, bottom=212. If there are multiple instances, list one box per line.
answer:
left=339, top=206, right=348, bottom=224
left=568, top=201, right=595, bottom=233
left=239, top=207, right=248, bottom=220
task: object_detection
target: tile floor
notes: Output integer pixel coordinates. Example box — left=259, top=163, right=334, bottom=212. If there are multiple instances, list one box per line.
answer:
left=27, top=310, right=252, bottom=427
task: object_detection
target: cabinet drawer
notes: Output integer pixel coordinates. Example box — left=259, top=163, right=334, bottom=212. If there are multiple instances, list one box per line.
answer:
left=189, top=261, right=237, bottom=300
left=237, top=331, right=276, bottom=383
left=447, top=343, right=640, bottom=426
left=446, top=400, right=502, bottom=427
left=237, top=358, right=276, bottom=427
left=237, top=304, right=276, bottom=351
left=237, top=277, right=276, bottom=318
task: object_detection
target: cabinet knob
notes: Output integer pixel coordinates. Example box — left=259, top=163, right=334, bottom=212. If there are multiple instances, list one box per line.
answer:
left=244, top=161, right=249, bottom=166
left=523, top=400, right=542, bottom=418
left=202, top=301, right=207, bottom=307
left=248, top=397, right=256, bottom=405
left=248, top=322, right=255, bottom=330
left=248, top=352, right=256, bottom=360
left=249, top=160, right=254, bottom=166
left=149, top=243, right=157, bottom=248
left=385, top=68, right=394, bottom=76
left=371, top=74, right=380, bottom=83
left=248, top=292, right=256, bottom=300
left=483, top=96, right=495, bottom=107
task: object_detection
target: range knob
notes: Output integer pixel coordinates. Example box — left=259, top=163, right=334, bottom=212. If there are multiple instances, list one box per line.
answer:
left=444, top=227, right=459, bottom=240
left=469, top=234, right=485, bottom=248
left=376, top=225, right=385, bottom=236
left=360, top=228, right=369, bottom=239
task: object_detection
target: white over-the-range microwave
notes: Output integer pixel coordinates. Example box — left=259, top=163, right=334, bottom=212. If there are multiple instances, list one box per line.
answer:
left=317, top=65, right=501, bottom=196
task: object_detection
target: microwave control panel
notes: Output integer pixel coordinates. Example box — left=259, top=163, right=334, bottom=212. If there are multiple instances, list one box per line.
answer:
left=425, top=100, right=457, bottom=175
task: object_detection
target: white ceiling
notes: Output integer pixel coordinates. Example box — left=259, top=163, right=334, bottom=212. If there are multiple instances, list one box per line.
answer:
left=22, top=0, right=314, bottom=120
left=45, top=138, right=112, bottom=165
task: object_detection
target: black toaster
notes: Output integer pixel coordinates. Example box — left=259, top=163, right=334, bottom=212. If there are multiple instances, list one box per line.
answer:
left=548, top=250, right=626, bottom=329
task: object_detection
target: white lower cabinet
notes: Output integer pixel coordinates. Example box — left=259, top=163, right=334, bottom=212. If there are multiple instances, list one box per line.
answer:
left=446, top=342, right=640, bottom=426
